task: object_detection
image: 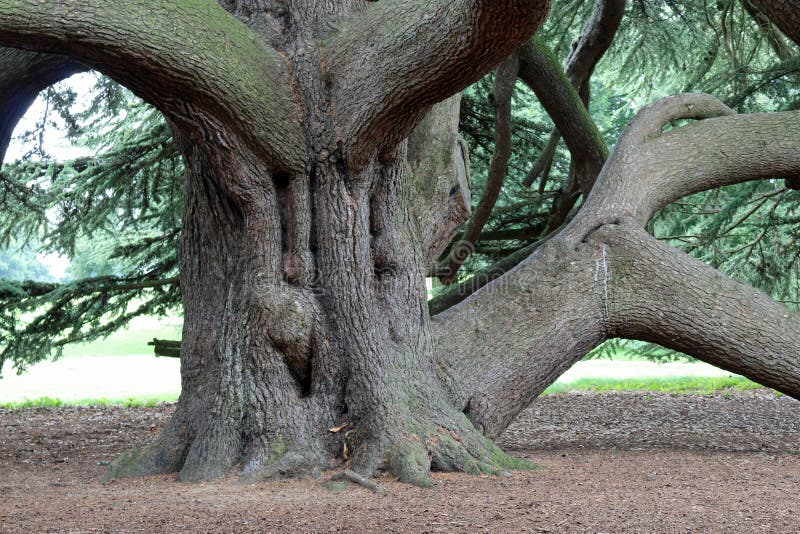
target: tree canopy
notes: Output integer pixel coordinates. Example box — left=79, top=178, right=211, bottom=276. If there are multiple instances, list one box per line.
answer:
left=2, top=0, right=797, bottom=371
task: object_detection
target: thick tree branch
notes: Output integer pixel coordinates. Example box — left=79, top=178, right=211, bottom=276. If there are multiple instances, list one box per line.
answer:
left=519, top=0, right=624, bottom=192
left=0, top=0, right=306, bottom=171
left=0, top=49, right=85, bottom=162
left=435, top=93, right=800, bottom=437
left=325, top=0, right=552, bottom=168
left=742, top=0, right=797, bottom=61
left=439, top=55, right=520, bottom=285
left=562, top=0, right=626, bottom=86
left=567, top=94, right=800, bottom=236
left=436, top=219, right=800, bottom=437
left=518, top=40, right=608, bottom=193
left=599, top=223, right=800, bottom=399
left=434, top=235, right=606, bottom=438
left=748, top=0, right=800, bottom=47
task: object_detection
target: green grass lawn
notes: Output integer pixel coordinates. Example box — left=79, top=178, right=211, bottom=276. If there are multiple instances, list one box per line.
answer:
left=3, top=316, right=766, bottom=409
left=542, top=375, right=766, bottom=395
left=0, top=393, right=179, bottom=409
left=1, top=376, right=770, bottom=409
left=60, top=315, right=182, bottom=358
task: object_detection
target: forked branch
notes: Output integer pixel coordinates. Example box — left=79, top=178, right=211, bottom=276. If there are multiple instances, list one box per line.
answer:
left=520, top=0, right=624, bottom=192
left=325, top=0, right=552, bottom=167
left=436, top=93, right=800, bottom=436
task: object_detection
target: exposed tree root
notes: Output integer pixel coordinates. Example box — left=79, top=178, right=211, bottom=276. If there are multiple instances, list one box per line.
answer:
left=175, top=416, right=243, bottom=482
left=103, top=419, right=190, bottom=481
left=240, top=450, right=324, bottom=483
left=350, top=411, right=537, bottom=488
left=331, top=470, right=384, bottom=493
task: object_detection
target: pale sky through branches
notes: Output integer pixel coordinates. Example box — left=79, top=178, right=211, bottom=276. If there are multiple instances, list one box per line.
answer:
left=4, top=73, right=96, bottom=279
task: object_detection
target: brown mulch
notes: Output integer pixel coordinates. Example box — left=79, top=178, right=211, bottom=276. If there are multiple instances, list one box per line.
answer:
left=1, top=391, right=798, bottom=533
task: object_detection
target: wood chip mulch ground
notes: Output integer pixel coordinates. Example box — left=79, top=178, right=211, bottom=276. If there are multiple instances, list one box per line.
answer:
left=1, top=390, right=798, bottom=533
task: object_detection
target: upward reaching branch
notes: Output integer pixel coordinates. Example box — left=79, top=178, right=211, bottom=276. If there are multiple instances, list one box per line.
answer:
left=439, top=55, right=520, bottom=285
left=562, top=0, right=626, bottom=86
left=325, top=0, right=552, bottom=167
left=566, top=94, right=800, bottom=235
left=520, top=0, right=624, bottom=192
left=518, top=40, right=608, bottom=193
left=0, top=0, right=306, bottom=171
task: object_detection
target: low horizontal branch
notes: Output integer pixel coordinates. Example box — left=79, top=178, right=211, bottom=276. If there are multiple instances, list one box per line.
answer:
left=149, top=338, right=181, bottom=358
left=0, top=276, right=179, bottom=300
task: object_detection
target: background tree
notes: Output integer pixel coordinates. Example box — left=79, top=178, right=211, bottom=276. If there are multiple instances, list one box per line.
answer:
left=0, top=0, right=798, bottom=487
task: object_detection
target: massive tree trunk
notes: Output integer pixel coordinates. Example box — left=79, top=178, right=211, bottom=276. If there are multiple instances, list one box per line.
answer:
left=0, top=0, right=552, bottom=485
left=0, top=2, right=799, bottom=487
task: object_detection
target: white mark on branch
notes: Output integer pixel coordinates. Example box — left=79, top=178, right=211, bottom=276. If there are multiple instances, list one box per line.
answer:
left=601, top=245, right=610, bottom=321
left=594, top=245, right=610, bottom=322
left=594, top=257, right=601, bottom=285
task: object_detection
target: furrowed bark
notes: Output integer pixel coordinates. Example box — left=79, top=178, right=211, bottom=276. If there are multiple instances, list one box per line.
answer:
left=748, top=0, right=800, bottom=47
left=325, top=0, right=552, bottom=167
left=87, top=0, right=561, bottom=487
left=0, top=0, right=306, bottom=171
left=0, top=49, right=85, bottom=162
left=439, top=55, right=520, bottom=285
left=108, top=129, right=325, bottom=483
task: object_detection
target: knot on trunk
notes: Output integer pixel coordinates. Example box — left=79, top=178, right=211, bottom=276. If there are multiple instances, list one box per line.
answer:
left=252, top=282, right=322, bottom=384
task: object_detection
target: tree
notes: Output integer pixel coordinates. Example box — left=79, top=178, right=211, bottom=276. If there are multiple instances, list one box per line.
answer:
left=0, top=0, right=798, bottom=487
left=0, top=241, right=52, bottom=281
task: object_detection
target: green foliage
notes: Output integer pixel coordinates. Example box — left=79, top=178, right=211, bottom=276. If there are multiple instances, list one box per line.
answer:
left=543, top=375, right=768, bottom=395
left=0, top=74, right=182, bottom=374
left=0, top=394, right=177, bottom=409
